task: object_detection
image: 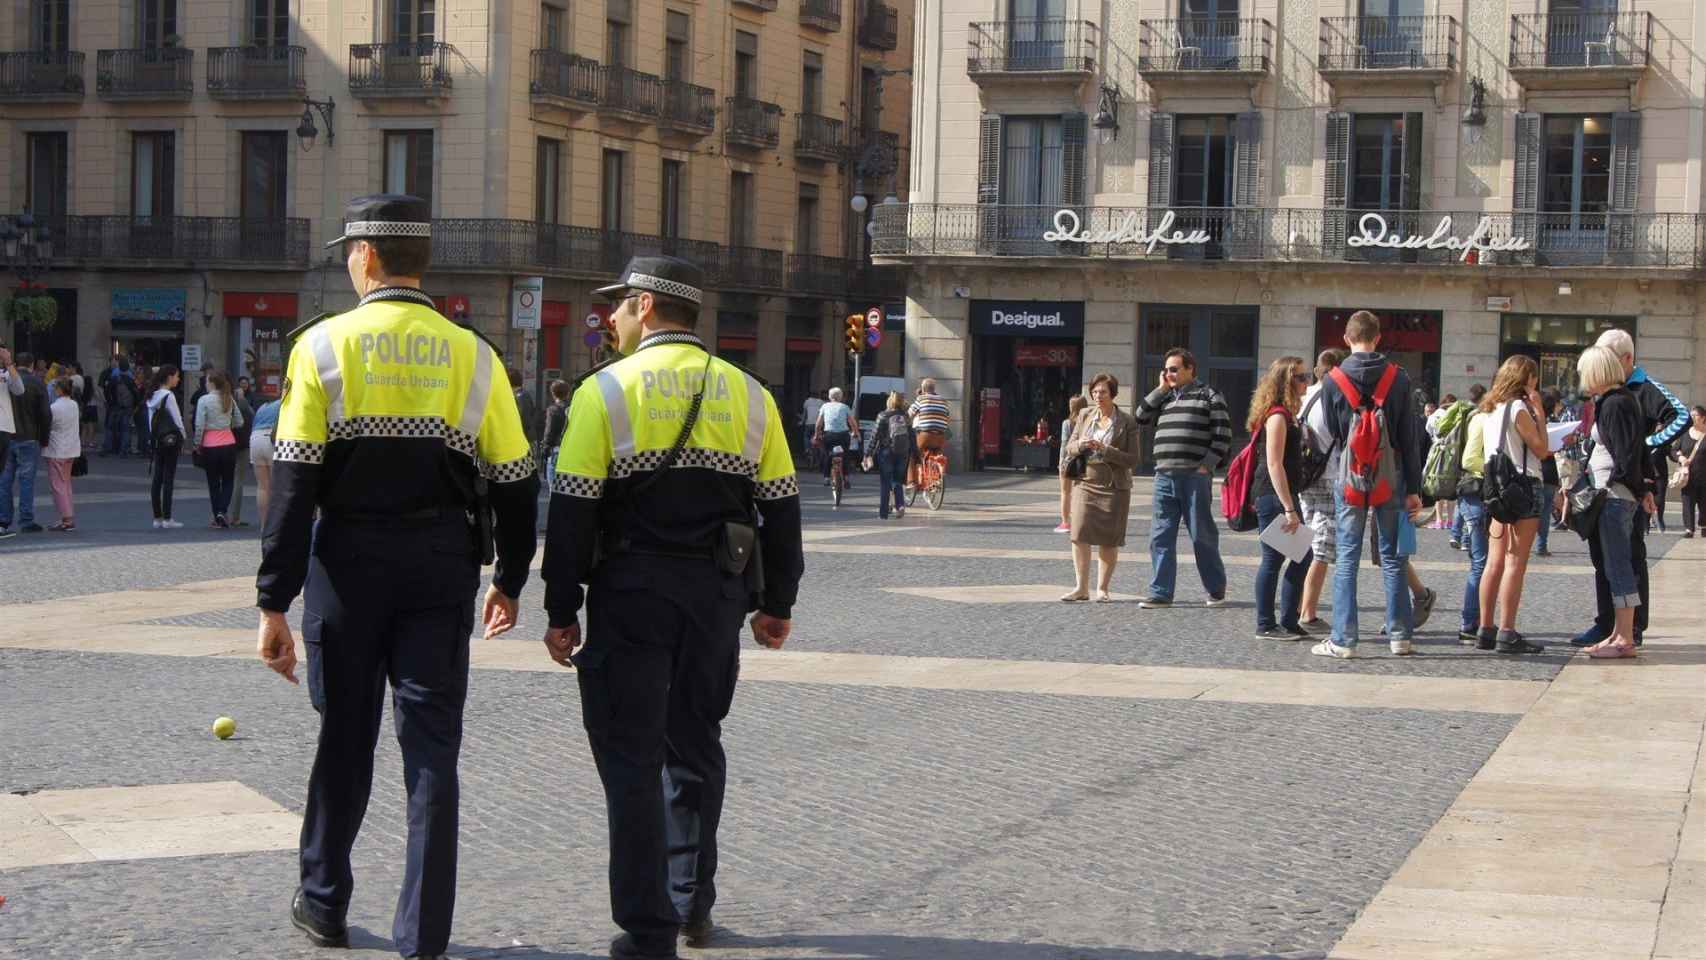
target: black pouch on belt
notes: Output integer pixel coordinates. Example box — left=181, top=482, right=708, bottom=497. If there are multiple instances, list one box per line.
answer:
left=715, top=520, right=756, bottom=577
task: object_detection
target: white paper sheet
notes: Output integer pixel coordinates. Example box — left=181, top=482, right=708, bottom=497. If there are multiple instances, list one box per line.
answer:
left=1547, top=420, right=1582, bottom=452
left=1259, top=514, right=1314, bottom=564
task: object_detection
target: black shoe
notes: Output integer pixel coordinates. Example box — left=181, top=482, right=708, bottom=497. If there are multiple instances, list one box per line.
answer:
left=0, top=526, right=14, bottom=540
left=1685, top=530, right=1695, bottom=539
left=1495, top=629, right=1545, bottom=655
left=1458, top=629, right=1481, bottom=646
left=291, top=890, right=348, bottom=948
left=611, top=933, right=679, bottom=959
left=682, top=915, right=716, bottom=948
left=1254, top=626, right=1298, bottom=641
left=1476, top=627, right=1498, bottom=651
left=1535, top=547, right=1551, bottom=557
left=19, top=522, right=43, bottom=533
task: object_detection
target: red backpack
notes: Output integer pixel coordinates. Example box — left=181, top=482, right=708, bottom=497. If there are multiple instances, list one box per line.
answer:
left=1222, top=405, right=1286, bottom=532
left=1329, top=364, right=1401, bottom=508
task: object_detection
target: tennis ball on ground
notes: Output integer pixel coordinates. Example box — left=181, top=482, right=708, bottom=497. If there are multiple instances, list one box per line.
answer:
left=212, top=716, right=237, bottom=740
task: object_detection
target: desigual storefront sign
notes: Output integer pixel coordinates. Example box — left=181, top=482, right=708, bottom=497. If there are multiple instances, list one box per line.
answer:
left=969, top=300, right=1084, bottom=338
left=1040, top=209, right=1531, bottom=263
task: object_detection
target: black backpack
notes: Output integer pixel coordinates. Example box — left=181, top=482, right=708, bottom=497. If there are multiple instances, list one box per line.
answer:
left=150, top=396, right=183, bottom=452
left=1483, top=401, right=1540, bottom=524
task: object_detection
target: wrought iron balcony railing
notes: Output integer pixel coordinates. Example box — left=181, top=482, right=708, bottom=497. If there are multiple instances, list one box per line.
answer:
left=530, top=49, right=599, bottom=108
left=0, top=50, right=84, bottom=101
left=348, top=41, right=452, bottom=97
left=427, top=220, right=730, bottom=284
left=659, top=78, right=716, bottom=134
left=800, top=0, right=841, bottom=32
left=1319, top=16, right=1456, bottom=73
left=1138, top=18, right=1272, bottom=74
left=968, top=19, right=1098, bottom=76
left=715, top=245, right=786, bottom=291
left=871, top=204, right=1706, bottom=270
left=724, top=96, right=782, bottom=150
left=207, top=45, right=306, bottom=98
left=22, top=216, right=311, bottom=265
left=859, top=2, right=899, bottom=50
left=598, top=64, right=661, bottom=121
left=795, top=113, right=846, bottom=163
left=96, top=47, right=193, bottom=99
left=1510, top=11, right=1651, bottom=70
left=732, top=0, right=778, bottom=10
left=787, top=254, right=849, bottom=296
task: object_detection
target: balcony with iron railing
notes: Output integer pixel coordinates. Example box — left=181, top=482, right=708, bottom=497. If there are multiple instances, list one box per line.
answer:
left=96, top=47, right=193, bottom=100
left=207, top=45, right=306, bottom=99
left=1319, top=16, right=1455, bottom=81
left=1509, top=11, right=1651, bottom=88
left=732, top=0, right=777, bottom=10
left=1138, top=18, right=1272, bottom=81
left=795, top=113, right=846, bottom=163
left=530, top=49, right=599, bottom=110
left=428, top=220, right=727, bottom=280
left=871, top=204, right=1706, bottom=272
left=859, top=2, right=899, bottom=50
left=715, top=245, right=786, bottom=291
left=788, top=254, right=849, bottom=297
left=0, top=50, right=84, bottom=101
left=348, top=41, right=452, bottom=98
left=598, top=64, right=661, bottom=123
left=967, top=19, right=1098, bottom=82
left=800, top=0, right=841, bottom=32
left=658, top=78, right=716, bottom=136
left=724, top=96, right=782, bottom=150
left=16, top=216, right=311, bottom=266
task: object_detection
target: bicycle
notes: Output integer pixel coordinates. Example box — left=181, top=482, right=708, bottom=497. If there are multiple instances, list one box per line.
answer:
left=908, top=447, right=947, bottom=511
left=828, top=444, right=847, bottom=509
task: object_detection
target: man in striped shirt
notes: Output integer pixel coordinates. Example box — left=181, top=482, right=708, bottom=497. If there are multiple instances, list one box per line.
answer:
left=907, top=378, right=951, bottom=488
left=1132, top=348, right=1232, bottom=608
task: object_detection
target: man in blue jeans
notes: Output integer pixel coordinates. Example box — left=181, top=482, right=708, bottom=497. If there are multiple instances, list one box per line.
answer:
left=0, top=350, right=51, bottom=537
left=1314, top=312, right=1425, bottom=659
left=1132, top=348, right=1231, bottom=608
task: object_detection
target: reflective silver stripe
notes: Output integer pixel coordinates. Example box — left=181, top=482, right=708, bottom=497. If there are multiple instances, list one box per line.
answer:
left=596, top=369, right=636, bottom=459
left=308, top=328, right=344, bottom=422
left=737, top=368, right=767, bottom=466
left=458, top=342, right=494, bottom=440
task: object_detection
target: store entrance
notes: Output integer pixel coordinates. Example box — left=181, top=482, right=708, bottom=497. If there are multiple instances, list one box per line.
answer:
left=972, top=337, right=1082, bottom=469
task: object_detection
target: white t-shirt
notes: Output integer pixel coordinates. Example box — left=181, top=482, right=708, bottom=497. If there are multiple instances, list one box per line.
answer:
left=45, top=396, right=82, bottom=459
left=802, top=396, right=824, bottom=427
left=1484, top=399, right=1543, bottom=480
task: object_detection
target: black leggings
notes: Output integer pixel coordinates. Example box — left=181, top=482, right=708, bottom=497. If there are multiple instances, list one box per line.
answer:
left=203, top=444, right=237, bottom=518
left=1682, top=482, right=1705, bottom=532
left=151, top=449, right=178, bottom=519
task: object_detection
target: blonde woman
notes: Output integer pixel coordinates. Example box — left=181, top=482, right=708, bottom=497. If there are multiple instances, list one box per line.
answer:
left=867, top=391, right=912, bottom=519
left=1577, top=345, right=1651, bottom=659
left=1248, top=357, right=1313, bottom=640
left=193, top=370, right=245, bottom=529
left=1060, top=374, right=1140, bottom=602
left=1473, top=355, right=1549, bottom=654
left=1055, top=394, right=1088, bottom=533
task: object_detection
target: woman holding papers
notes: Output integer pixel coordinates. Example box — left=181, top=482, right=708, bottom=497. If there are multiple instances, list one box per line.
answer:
left=1249, top=357, right=1314, bottom=641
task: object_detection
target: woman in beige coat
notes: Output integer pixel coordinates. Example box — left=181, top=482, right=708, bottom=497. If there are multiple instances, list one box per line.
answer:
left=1060, top=373, right=1142, bottom=602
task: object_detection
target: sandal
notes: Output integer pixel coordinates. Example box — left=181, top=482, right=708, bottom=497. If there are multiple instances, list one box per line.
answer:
left=1587, top=640, right=1638, bottom=659
left=1095, top=591, right=1113, bottom=603
left=1059, top=590, right=1090, bottom=602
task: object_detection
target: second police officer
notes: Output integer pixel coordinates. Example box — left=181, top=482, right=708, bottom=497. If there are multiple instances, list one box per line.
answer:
left=256, top=194, right=540, bottom=960
left=541, top=256, right=805, bottom=960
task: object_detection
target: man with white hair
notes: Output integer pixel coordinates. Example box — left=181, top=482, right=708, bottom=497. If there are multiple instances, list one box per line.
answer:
left=814, top=386, right=856, bottom=486
left=1572, top=328, right=1688, bottom=647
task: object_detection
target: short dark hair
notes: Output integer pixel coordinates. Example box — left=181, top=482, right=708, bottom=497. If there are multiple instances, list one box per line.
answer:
left=360, top=236, right=431, bottom=278
left=654, top=298, right=698, bottom=328
left=549, top=379, right=569, bottom=401
left=1468, top=383, right=1487, bottom=403
left=1540, top=387, right=1561, bottom=415
left=55, top=378, right=76, bottom=397
left=1314, top=348, right=1349, bottom=381
left=15, top=352, right=33, bottom=368
left=1163, top=348, right=1196, bottom=371
left=1345, top=310, right=1381, bottom=344
left=1089, top=372, right=1119, bottom=399
left=1441, top=393, right=1457, bottom=405
left=506, top=366, right=523, bottom=388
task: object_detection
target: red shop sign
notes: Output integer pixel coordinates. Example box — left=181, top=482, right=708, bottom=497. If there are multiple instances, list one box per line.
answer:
left=541, top=300, right=571, bottom=327
left=1015, top=344, right=1079, bottom=367
left=223, top=292, right=298, bottom=318
left=1315, top=309, right=1441, bottom=353
left=430, top=294, right=472, bottom=318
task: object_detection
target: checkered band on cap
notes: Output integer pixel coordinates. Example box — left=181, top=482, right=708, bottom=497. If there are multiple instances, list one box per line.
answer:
left=625, top=271, right=702, bottom=305
left=344, top=220, right=432, bottom=240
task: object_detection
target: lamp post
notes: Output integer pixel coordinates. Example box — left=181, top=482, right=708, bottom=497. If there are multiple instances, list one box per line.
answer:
left=296, top=96, right=337, bottom=151
left=849, top=66, right=912, bottom=234
left=1, top=211, right=55, bottom=288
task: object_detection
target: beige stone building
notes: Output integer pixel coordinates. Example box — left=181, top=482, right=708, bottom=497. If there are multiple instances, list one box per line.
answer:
left=1, top=0, right=912, bottom=426
left=884, top=0, right=1706, bottom=470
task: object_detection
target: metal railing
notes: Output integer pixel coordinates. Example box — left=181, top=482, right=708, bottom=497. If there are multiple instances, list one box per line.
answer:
left=724, top=96, right=782, bottom=148
left=716, top=245, right=786, bottom=290
left=207, top=45, right=306, bottom=97
left=800, top=0, right=841, bottom=31
left=968, top=19, right=1098, bottom=74
left=659, top=78, right=716, bottom=132
left=96, top=47, right=193, bottom=98
left=1510, top=11, right=1651, bottom=70
left=348, top=41, right=452, bottom=96
left=859, top=2, right=899, bottom=50
left=787, top=254, right=849, bottom=296
left=795, top=113, right=846, bottom=160
left=430, top=220, right=723, bottom=278
left=530, top=49, right=599, bottom=106
left=1319, top=16, right=1456, bottom=72
left=870, top=204, right=1706, bottom=270
left=598, top=64, right=660, bottom=119
left=732, top=0, right=778, bottom=10
left=0, top=50, right=84, bottom=99
left=27, top=216, right=311, bottom=265
left=1138, top=18, right=1272, bottom=73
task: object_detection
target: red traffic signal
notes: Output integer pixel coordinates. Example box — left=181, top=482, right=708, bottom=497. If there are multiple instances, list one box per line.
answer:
left=845, top=314, right=864, bottom=355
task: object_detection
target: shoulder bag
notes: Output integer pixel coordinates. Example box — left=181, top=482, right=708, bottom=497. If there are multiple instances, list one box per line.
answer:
left=1063, top=410, right=1092, bottom=480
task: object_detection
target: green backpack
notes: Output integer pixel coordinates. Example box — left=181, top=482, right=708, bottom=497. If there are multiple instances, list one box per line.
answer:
left=1421, top=401, right=1472, bottom=500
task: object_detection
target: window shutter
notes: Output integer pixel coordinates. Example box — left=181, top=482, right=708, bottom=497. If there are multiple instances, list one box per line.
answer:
left=1399, top=112, right=1424, bottom=210
left=1323, top=112, right=1352, bottom=252
left=1511, top=112, right=1541, bottom=213
left=1231, top=111, right=1262, bottom=207
left=1609, top=111, right=1640, bottom=213
left=1061, top=112, right=1088, bottom=207
left=977, top=113, right=1002, bottom=205
left=1147, top=112, right=1174, bottom=207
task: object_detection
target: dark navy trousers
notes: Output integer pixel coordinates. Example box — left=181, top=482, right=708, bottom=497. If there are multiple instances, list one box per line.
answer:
left=574, top=557, right=746, bottom=954
left=299, top=516, right=478, bottom=958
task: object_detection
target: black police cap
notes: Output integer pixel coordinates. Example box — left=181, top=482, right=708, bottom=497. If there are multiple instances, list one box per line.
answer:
left=595, top=255, right=704, bottom=307
left=324, top=194, right=432, bottom=248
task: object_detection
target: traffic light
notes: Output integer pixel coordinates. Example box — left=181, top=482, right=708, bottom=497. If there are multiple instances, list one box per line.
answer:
left=844, top=314, right=864, bottom=355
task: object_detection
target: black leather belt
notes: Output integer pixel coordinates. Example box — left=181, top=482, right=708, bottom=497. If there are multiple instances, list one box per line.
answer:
left=324, top=506, right=463, bottom=525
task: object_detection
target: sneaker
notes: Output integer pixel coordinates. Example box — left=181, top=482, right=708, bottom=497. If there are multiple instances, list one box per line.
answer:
left=1390, top=638, right=1414, bottom=656
left=1053, top=522, right=1071, bottom=533
left=1254, top=626, right=1297, bottom=641
left=19, top=523, right=43, bottom=533
left=1496, top=629, right=1544, bottom=655
left=1458, top=629, right=1481, bottom=646
left=1448, top=540, right=1461, bottom=550
left=1535, top=547, right=1551, bottom=557
left=1411, top=588, right=1437, bottom=631
left=1311, top=639, right=1358, bottom=659
left=1280, top=623, right=1312, bottom=640
left=1476, top=627, right=1498, bottom=651
left=1297, top=617, right=1329, bottom=634
left=1569, top=624, right=1607, bottom=647
left=0, top=526, right=14, bottom=540
left=152, top=519, right=164, bottom=529
left=1137, top=597, right=1172, bottom=609
left=161, top=519, right=184, bottom=529
left=1204, top=594, right=1228, bottom=608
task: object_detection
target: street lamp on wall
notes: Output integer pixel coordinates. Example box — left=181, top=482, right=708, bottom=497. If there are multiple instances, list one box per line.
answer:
left=1461, top=76, right=1488, bottom=145
left=296, top=96, right=337, bottom=151
left=0, top=211, right=54, bottom=287
left=1092, top=81, right=1121, bottom=144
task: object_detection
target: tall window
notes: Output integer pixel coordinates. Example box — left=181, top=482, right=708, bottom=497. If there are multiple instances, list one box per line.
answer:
left=250, top=0, right=289, bottom=45
left=734, top=30, right=757, bottom=98
left=999, top=117, right=1063, bottom=205
left=601, top=149, right=625, bottom=231
left=390, top=0, right=435, bottom=45
left=661, top=159, right=683, bottom=238
left=665, top=11, right=689, bottom=80
left=1174, top=115, right=1232, bottom=207
left=33, top=0, right=70, bottom=51
left=25, top=133, right=68, bottom=221
left=796, top=183, right=819, bottom=255
left=384, top=130, right=434, bottom=208
left=139, top=0, right=177, bottom=47
left=132, top=132, right=175, bottom=218
left=801, top=51, right=823, bottom=115
left=241, top=132, right=287, bottom=220
left=1542, top=115, right=1611, bottom=218
left=536, top=138, right=562, bottom=223
left=606, top=0, right=630, bottom=67
left=730, top=172, right=754, bottom=248
left=541, top=3, right=566, bottom=51
left=1351, top=115, right=1406, bottom=211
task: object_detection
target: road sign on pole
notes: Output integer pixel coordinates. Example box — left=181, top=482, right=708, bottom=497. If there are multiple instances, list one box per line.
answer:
left=866, top=328, right=882, bottom=349
left=865, top=306, right=883, bottom=331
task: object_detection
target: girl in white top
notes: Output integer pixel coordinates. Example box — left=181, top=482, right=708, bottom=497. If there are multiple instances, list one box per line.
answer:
left=42, top=379, right=83, bottom=531
left=145, top=365, right=186, bottom=529
left=1471, top=355, right=1551, bottom=655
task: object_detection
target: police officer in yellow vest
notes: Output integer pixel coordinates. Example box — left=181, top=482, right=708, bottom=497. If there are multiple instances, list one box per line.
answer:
left=255, top=194, right=539, bottom=960
left=541, top=255, right=804, bottom=960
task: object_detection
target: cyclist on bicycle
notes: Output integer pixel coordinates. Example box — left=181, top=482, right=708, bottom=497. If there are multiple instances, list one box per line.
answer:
left=800, top=389, right=824, bottom=462
left=814, top=387, right=857, bottom=488
left=907, top=378, right=951, bottom=489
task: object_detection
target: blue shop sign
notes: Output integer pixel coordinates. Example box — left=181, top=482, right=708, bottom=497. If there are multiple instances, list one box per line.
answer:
left=112, top=288, right=188, bottom=324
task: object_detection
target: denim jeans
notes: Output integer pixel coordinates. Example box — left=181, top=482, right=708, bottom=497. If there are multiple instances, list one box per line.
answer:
left=1536, top=483, right=1558, bottom=550
left=105, top=408, right=132, bottom=456
left=1595, top=497, right=1641, bottom=608
left=1254, top=493, right=1311, bottom=631
left=1457, top=494, right=1490, bottom=631
left=0, top=438, right=40, bottom=527
left=1331, top=490, right=1411, bottom=646
left=1148, top=468, right=1227, bottom=602
left=876, top=449, right=906, bottom=518
left=1449, top=502, right=1467, bottom=543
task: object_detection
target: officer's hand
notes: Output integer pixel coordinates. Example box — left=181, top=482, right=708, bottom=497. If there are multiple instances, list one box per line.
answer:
left=543, top=623, right=581, bottom=667
left=481, top=585, right=518, bottom=640
left=750, top=613, right=791, bottom=650
left=256, top=611, right=298, bottom=685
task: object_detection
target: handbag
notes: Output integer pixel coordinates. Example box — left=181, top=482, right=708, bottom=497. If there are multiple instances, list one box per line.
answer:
left=1483, top=400, right=1540, bottom=524
left=1062, top=409, right=1090, bottom=480
left=1566, top=473, right=1606, bottom=540
left=71, top=454, right=88, bottom=478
